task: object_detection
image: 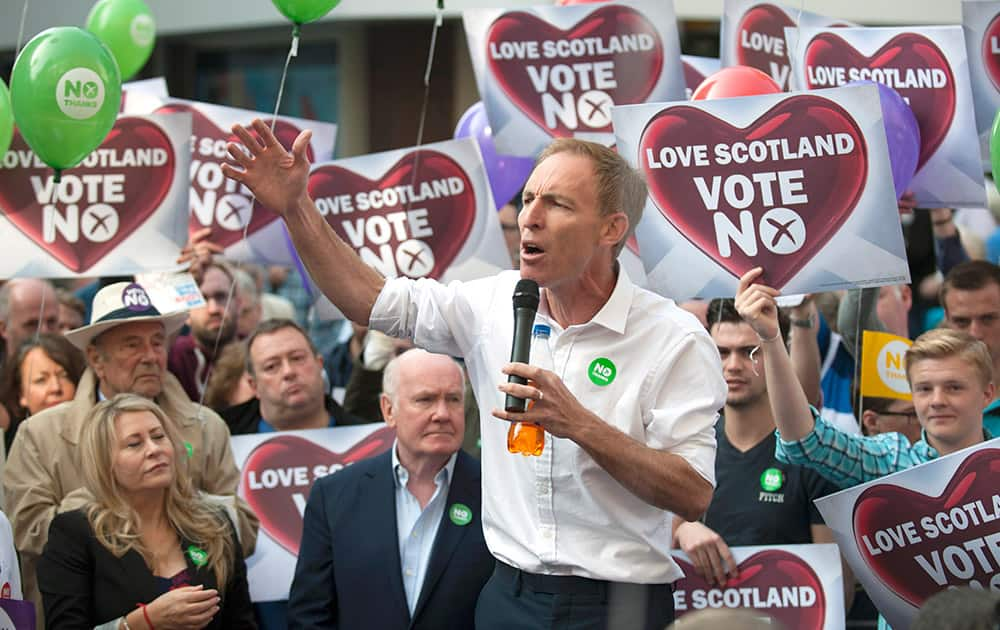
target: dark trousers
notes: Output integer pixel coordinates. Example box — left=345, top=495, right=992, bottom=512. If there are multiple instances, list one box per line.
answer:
left=475, top=561, right=675, bottom=630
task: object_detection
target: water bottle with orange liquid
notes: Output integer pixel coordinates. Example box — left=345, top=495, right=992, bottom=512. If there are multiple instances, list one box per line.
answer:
left=507, top=324, right=552, bottom=456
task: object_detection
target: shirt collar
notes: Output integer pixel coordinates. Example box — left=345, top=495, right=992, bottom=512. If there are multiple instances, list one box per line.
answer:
left=985, top=398, right=1000, bottom=414
left=538, top=264, right=633, bottom=335
left=914, top=427, right=993, bottom=459
left=391, top=439, right=458, bottom=489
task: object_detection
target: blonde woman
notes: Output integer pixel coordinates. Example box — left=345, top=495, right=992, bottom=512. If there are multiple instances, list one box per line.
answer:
left=37, top=394, right=254, bottom=629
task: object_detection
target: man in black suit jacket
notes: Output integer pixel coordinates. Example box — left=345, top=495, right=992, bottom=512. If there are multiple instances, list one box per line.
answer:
left=289, top=349, right=494, bottom=629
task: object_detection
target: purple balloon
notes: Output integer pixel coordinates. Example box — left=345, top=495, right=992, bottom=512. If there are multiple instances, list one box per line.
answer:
left=847, top=80, right=920, bottom=200
left=455, top=102, right=536, bottom=209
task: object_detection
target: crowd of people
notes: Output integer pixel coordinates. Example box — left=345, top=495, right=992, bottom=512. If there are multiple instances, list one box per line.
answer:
left=0, top=126, right=994, bottom=630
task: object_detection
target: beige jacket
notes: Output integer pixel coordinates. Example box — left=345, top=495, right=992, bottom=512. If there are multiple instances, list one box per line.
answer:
left=3, top=368, right=258, bottom=613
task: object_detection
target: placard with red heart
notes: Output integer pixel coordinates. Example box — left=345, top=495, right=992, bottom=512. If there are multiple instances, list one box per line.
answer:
left=239, top=426, right=395, bottom=556
left=463, top=0, right=684, bottom=158
left=682, top=55, right=721, bottom=100
left=852, top=448, right=1000, bottom=607
left=611, top=84, right=909, bottom=299
left=306, top=138, right=513, bottom=293
left=720, top=0, right=853, bottom=91
left=310, top=151, right=474, bottom=280
left=981, top=12, right=1000, bottom=91
left=671, top=544, right=843, bottom=630
left=803, top=32, right=955, bottom=171
left=0, top=113, right=190, bottom=277
left=788, top=26, right=986, bottom=208
left=816, top=439, right=1000, bottom=630
left=155, top=103, right=315, bottom=247
left=231, top=423, right=395, bottom=603
left=639, top=95, right=867, bottom=291
left=961, top=1, right=1000, bottom=165
left=122, top=96, right=338, bottom=265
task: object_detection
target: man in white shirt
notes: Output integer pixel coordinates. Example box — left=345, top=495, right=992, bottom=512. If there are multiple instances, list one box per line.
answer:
left=225, top=121, right=726, bottom=629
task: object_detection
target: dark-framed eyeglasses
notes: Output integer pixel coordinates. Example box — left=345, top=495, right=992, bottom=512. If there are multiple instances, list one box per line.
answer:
left=878, top=410, right=919, bottom=422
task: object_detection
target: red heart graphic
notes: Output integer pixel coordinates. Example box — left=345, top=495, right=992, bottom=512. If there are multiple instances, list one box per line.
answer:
left=673, top=549, right=826, bottom=629
left=852, top=448, right=1000, bottom=607
left=803, top=32, right=956, bottom=170
left=0, top=117, right=175, bottom=273
left=486, top=6, right=664, bottom=136
left=240, top=427, right=395, bottom=555
left=309, top=150, right=477, bottom=280
left=981, top=15, right=1000, bottom=92
left=638, top=94, right=868, bottom=290
left=734, top=3, right=795, bottom=89
left=153, top=103, right=315, bottom=248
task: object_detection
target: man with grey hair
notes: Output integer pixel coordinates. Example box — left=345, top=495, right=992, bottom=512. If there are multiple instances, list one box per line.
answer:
left=0, top=279, right=59, bottom=364
left=290, top=349, right=492, bottom=629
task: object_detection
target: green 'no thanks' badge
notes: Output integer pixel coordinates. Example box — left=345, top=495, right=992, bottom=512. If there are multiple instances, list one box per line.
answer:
left=588, top=357, right=616, bottom=386
left=449, top=503, right=472, bottom=526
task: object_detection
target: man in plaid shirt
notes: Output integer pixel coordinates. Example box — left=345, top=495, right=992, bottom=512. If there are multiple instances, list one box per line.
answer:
left=734, top=267, right=995, bottom=489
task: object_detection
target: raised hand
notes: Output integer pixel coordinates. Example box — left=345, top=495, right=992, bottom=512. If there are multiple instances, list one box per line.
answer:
left=176, top=227, right=224, bottom=276
left=221, top=118, right=313, bottom=217
left=734, top=267, right=781, bottom=343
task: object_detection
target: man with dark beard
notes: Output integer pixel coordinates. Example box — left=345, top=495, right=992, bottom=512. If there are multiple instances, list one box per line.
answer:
left=672, top=299, right=843, bottom=593
left=169, top=260, right=242, bottom=401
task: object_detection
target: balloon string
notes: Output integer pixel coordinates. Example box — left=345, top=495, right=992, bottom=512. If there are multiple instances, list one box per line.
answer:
left=32, top=280, right=46, bottom=345
left=788, top=0, right=806, bottom=85
left=15, top=0, right=29, bottom=56
left=24, top=281, right=47, bottom=416
left=853, top=289, right=863, bottom=431
left=405, top=6, right=444, bottom=216
left=194, top=22, right=300, bottom=416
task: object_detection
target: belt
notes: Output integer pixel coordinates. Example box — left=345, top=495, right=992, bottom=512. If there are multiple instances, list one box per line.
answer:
left=496, top=561, right=653, bottom=597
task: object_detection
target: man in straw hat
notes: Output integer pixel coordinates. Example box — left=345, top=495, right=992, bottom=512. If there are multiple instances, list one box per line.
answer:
left=4, top=281, right=258, bottom=617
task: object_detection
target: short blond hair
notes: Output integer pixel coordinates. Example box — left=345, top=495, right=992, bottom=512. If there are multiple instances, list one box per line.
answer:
left=905, top=328, right=993, bottom=386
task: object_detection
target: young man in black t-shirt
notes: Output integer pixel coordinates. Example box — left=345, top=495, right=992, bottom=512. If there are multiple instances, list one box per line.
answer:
left=673, top=299, right=844, bottom=595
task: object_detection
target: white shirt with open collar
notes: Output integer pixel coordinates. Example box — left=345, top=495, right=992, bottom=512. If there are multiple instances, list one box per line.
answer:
left=370, top=269, right=724, bottom=584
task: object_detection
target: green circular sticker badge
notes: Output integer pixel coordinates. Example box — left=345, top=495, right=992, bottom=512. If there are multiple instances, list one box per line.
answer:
left=186, top=544, right=208, bottom=567
left=449, top=503, right=472, bottom=526
left=760, top=467, right=784, bottom=492
left=588, top=357, right=617, bottom=386
left=184, top=441, right=194, bottom=459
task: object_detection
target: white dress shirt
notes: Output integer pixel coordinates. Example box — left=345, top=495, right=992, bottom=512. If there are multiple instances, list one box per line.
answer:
left=371, top=269, right=725, bottom=584
left=392, top=444, right=457, bottom=614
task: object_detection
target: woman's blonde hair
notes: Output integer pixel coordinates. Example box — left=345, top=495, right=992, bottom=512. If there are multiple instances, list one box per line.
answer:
left=80, top=394, right=235, bottom=587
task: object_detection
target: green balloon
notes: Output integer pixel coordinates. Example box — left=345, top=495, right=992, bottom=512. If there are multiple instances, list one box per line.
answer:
left=10, top=27, right=122, bottom=173
left=0, top=80, right=11, bottom=159
left=271, top=0, right=340, bottom=24
left=86, top=0, right=156, bottom=81
left=992, top=109, right=1000, bottom=193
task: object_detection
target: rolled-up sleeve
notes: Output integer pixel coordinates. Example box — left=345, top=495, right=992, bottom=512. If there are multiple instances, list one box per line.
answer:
left=369, top=276, right=494, bottom=359
left=644, top=332, right=726, bottom=486
left=775, top=409, right=914, bottom=487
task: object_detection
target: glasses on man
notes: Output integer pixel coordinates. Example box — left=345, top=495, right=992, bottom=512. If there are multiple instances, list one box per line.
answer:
left=878, top=409, right=919, bottom=422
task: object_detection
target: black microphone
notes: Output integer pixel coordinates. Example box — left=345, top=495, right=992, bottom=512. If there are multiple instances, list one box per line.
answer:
left=505, top=279, right=540, bottom=413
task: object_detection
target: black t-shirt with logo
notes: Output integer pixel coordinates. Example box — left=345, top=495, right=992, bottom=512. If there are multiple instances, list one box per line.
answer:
left=704, top=416, right=841, bottom=546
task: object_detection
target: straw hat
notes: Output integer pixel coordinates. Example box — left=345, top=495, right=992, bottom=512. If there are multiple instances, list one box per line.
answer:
left=64, top=282, right=189, bottom=350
